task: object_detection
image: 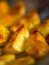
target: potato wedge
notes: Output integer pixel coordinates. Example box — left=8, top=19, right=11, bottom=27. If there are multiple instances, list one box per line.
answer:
left=19, top=11, right=40, bottom=31
left=26, top=11, right=40, bottom=31
left=0, top=54, right=15, bottom=65
left=0, top=1, right=10, bottom=17
left=12, top=26, right=29, bottom=52
left=1, top=2, right=26, bottom=27
left=37, top=19, right=49, bottom=37
left=3, top=26, right=29, bottom=54
left=11, top=2, right=26, bottom=17
left=26, top=32, right=48, bottom=57
left=7, top=56, right=35, bottom=65
left=0, top=24, right=10, bottom=47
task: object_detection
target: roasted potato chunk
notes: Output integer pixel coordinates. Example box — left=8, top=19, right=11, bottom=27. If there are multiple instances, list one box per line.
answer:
left=19, top=11, right=40, bottom=31
left=11, top=2, right=26, bottom=17
left=0, top=1, right=10, bottom=17
left=12, top=26, right=29, bottom=52
left=26, top=11, right=40, bottom=31
left=0, top=24, right=10, bottom=47
left=1, top=2, right=26, bottom=27
left=37, top=19, right=49, bottom=37
left=3, top=26, right=29, bottom=54
left=0, top=54, right=15, bottom=65
left=7, top=56, right=35, bottom=65
left=26, top=32, right=48, bottom=57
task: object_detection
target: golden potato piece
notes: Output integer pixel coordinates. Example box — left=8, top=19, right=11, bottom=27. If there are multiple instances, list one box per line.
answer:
left=0, top=54, right=15, bottom=65
left=4, top=26, right=29, bottom=54
left=26, top=11, right=40, bottom=25
left=1, top=14, right=18, bottom=27
left=0, top=24, right=10, bottom=47
left=1, top=2, right=26, bottom=27
left=26, top=32, right=48, bottom=57
left=11, top=2, right=26, bottom=17
left=19, top=11, right=40, bottom=31
left=7, top=56, right=35, bottom=65
left=0, top=1, right=10, bottom=17
left=26, top=11, right=40, bottom=30
left=37, top=19, right=49, bottom=37
left=12, top=26, right=29, bottom=52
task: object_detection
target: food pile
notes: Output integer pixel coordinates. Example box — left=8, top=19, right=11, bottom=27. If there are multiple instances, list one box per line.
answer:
left=0, top=1, right=49, bottom=65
